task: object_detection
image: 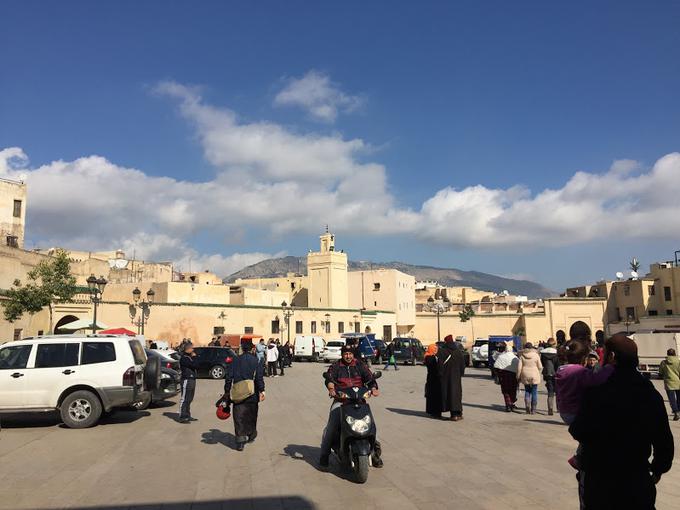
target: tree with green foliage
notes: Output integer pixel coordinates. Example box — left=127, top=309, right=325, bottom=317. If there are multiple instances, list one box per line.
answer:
left=2, top=249, right=77, bottom=333
left=458, top=304, right=475, bottom=322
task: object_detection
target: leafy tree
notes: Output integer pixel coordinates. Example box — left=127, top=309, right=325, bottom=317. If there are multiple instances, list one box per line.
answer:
left=458, top=304, right=475, bottom=322
left=2, top=249, right=77, bottom=333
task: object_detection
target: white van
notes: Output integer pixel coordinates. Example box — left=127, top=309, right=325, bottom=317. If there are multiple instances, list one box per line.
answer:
left=294, top=335, right=325, bottom=362
left=630, top=332, right=680, bottom=377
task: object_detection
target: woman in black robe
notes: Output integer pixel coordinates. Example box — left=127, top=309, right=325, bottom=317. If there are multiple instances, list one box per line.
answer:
left=223, top=340, right=265, bottom=451
left=424, top=345, right=442, bottom=417
left=436, top=336, right=465, bottom=421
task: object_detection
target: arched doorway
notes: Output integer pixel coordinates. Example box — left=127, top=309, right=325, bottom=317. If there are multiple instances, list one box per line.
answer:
left=569, top=321, right=592, bottom=341
left=54, top=315, right=79, bottom=334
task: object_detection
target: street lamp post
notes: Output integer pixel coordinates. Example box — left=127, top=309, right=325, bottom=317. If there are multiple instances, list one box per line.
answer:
left=129, top=287, right=155, bottom=336
left=86, top=274, right=107, bottom=334
left=625, top=314, right=634, bottom=335
left=426, top=296, right=450, bottom=342
left=281, top=301, right=294, bottom=344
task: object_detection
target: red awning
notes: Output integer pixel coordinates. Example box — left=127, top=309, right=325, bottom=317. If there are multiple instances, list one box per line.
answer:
left=99, top=328, right=137, bottom=336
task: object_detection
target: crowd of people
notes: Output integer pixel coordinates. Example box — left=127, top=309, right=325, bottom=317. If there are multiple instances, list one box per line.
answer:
left=170, top=327, right=675, bottom=508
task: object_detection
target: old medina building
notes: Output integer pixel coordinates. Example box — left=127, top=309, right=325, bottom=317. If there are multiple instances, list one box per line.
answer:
left=2, top=177, right=610, bottom=346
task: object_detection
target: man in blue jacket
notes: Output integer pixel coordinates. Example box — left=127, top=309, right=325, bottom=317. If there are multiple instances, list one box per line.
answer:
left=179, top=341, right=200, bottom=423
left=223, top=339, right=266, bottom=451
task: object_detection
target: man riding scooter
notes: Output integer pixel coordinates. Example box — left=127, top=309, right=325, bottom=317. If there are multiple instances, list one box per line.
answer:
left=319, top=345, right=383, bottom=471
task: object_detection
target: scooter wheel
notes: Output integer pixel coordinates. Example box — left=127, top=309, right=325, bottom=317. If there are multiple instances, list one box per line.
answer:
left=354, top=454, right=369, bottom=484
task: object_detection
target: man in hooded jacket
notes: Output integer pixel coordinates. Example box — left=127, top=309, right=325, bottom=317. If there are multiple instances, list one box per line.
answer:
left=569, top=334, right=674, bottom=509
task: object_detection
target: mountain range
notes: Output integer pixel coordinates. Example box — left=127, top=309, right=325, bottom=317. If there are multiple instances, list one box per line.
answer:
left=225, top=256, right=554, bottom=299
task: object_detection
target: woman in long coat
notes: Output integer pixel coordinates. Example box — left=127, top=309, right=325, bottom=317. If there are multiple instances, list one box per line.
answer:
left=436, top=335, right=466, bottom=421
left=517, top=342, right=543, bottom=415
left=424, top=343, right=441, bottom=417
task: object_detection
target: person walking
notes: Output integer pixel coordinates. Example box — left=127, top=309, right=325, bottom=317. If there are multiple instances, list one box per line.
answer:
left=266, top=340, right=279, bottom=377
left=178, top=341, right=200, bottom=423
left=569, top=334, right=674, bottom=509
left=222, top=339, right=265, bottom=451
left=435, top=335, right=465, bottom=421
left=494, top=342, right=519, bottom=412
left=383, top=342, right=399, bottom=371
left=276, top=339, right=286, bottom=376
left=517, top=342, right=542, bottom=414
left=256, top=338, right=266, bottom=365
left=659, top=348, right=680, bottom=421
left=540, top=337, right=560, bottom=415
left=424, top=343, right=441, bottom=418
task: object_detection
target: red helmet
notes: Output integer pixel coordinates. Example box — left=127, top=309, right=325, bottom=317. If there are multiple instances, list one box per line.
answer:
left=216, top=405, right=231, bottom=420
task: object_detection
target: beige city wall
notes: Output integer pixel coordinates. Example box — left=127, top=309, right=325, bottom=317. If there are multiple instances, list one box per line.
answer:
left=0, top=297, right=50, bottom=342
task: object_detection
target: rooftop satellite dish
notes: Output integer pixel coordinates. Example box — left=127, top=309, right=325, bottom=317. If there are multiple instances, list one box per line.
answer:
left=630, top=271, right=639, bottom=279
left=615, top=272, right=624, bottom=280
left=115, top=259, right=129, bottom=269
left=18, top=173, right=28, bottom=182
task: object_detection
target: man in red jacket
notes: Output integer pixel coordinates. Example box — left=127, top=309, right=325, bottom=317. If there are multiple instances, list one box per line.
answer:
left=319, top=346, right=380, bottom=470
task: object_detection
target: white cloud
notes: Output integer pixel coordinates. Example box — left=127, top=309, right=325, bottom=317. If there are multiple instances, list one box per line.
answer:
left=273, top=70, right=364, bottom=123
left=3, top=79, right=680, bottom=276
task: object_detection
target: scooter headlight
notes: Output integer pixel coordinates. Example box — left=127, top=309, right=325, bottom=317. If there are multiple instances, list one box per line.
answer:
left=346, top=415, right=371, bottom=434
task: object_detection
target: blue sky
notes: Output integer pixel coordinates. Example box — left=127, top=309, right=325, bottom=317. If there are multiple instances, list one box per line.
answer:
left=2, top=1, right=680, bottom=290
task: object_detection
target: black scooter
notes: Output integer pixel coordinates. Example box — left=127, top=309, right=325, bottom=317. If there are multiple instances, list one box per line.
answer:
left=323, top=371, right=382, bottom=483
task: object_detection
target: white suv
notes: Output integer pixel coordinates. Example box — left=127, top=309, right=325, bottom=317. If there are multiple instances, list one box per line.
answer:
left=0, top=334, right=160, bottom=428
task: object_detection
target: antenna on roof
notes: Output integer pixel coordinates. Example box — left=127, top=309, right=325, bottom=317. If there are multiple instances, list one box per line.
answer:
left=630, top=271, right=639, bottom=279
left=615, top=272, right=624, bottom=281
left=325, top=224, right=329, bottom=233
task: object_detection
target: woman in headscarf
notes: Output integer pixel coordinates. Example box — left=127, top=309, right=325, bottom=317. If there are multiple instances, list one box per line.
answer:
left=424, top=342, right=441, bottom=418
left=493, top=342, right=519, bottom=412
left=435, top=335, right=466, bottom=421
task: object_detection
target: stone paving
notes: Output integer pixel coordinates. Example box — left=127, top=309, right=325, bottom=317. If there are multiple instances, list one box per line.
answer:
left=1, top=363, right=678, bottom=510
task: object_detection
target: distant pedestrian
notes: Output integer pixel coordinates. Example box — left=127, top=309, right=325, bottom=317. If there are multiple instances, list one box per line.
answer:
left=659, top=348, right=680, bottom=421
left=178, top=341, right=200, bottom=423
left=540, top=337, right=560, bottom=415
left=266, top=340, right=279, bottom=377
left=569, top=334, right=674, bottom=509
left=256, top=338, right=266, bottom=364
left=383, top=342, right=398, bottom=371
left=222, top=339, right=265, bottom=451
left=585, top=351, right=601, bottom=373
left=434, top=335, right=465, bottom=421
left=494, top=342, right=519, bottom=412
left=277, top=339, right=286, bottom=376
left=517, top=342, right=542, bottom=414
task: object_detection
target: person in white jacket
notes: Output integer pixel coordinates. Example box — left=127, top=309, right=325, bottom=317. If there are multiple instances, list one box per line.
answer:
left=493, top=342, right=520, bottom=412
left=266, top=341, right=279, bottom=377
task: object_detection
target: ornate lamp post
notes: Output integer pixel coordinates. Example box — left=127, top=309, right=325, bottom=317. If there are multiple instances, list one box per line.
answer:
left=625, top=314, right=634, bottom=335
left=129, top=287, right=155, bottom=336
left=281, top=301, right=294, bottom=344
left=426, top=296, right=450, bottom=342
left=86, top=274, right=107, bottom=334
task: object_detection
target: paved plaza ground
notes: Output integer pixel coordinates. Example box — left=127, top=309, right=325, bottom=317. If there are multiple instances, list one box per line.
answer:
left=1, top=363, right=679, bottom=510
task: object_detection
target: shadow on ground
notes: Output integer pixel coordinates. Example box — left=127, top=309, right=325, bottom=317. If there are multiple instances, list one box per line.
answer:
left=28, top=496, right=316, bottom=510
left=385, top=407, right=434, bottom=419
left=282, top=444, right=355, bottom=482
left=201, top=428, right=238, bottom=450
left=0, top=410, right=149, bottom=429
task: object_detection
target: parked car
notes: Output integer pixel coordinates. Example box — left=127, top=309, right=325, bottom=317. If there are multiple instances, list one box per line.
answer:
left=471, top=339, right=489, bottom=367
left=192, top=346, right=236, bottom=379
left=131, top=349, right=181, bottom=410
left=391, top=337, right=425, bottom=365
left=341, top=333, right=378, bottom=364
left=294, top=335, right=325, bottom=362
left=0, top=334, right=159, bottom=428
left=372, top=339, right=387, bottom=364
left=322, top=339, right=346, bottom=362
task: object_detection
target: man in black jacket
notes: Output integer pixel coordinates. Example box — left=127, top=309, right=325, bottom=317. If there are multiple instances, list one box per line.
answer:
left=223, top=339, right=265, bottom=451
left=179, top=342, right=200, bottom=423
left=569, top=334, right=674, bottom=509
